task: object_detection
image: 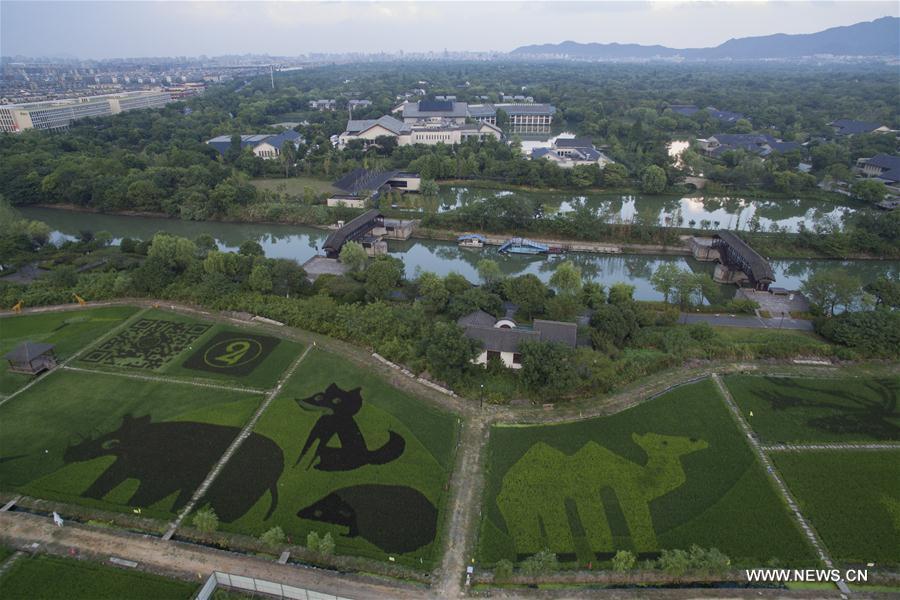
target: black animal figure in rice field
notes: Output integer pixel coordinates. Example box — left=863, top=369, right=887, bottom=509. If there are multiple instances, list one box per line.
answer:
left=63, top=414, right=283, bottom=522
left=293, top=384, right=405, bottom=471
left=297, top=484, right=437, bottom=553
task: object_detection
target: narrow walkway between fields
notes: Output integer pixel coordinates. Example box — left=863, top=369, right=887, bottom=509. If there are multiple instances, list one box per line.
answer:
left=162, top=343, right=316, bottom=540
left=762, top=442, right=900, bottom=452
left=0, top=308, right=149, bottom=409
left=712, top=374, right=851, bottom=596
left=432, top=417, right=489, bottom=599
left=62, top=365, right=268, bottom=395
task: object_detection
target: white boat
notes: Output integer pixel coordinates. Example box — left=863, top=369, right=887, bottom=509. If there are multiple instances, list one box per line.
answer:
left=458, top=234, right=486, bottom=249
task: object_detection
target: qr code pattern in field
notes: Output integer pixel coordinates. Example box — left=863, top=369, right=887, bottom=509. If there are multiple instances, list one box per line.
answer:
left=81, top=319, right=211, bottom=370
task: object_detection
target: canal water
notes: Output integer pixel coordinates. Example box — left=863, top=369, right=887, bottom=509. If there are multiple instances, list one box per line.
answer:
left=419, top=187, right=863, bottom=234
left=19, top=207, right=899, bottom=303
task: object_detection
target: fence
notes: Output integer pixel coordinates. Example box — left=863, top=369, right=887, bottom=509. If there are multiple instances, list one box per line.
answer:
left=194, top=571, right=354, bottom=600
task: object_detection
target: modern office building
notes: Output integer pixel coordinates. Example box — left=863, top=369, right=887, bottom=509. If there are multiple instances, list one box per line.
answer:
left=0, top=90, right=173, bottom=133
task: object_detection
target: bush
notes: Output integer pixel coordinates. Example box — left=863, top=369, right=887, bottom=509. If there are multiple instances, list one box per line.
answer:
left=519, top=549, right=559, bottom=575
left=306, top=531, right=320, bottom=551
left=493, top=559, right=514, bottom=582
left=815, top=310, right=900, bottom=357
left=612, top=550, right=636, bottom=572
left=192, top=507, right=219, bottom=533
left=260, top=526, right=286, bottom=548
left=319, top=532, right=335, bottom=556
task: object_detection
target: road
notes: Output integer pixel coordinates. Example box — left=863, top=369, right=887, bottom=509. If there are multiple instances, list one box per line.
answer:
left=681, top=312, right=814, bottom=331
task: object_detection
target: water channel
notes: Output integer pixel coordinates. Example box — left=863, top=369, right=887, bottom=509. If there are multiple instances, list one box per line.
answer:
left=20, top=207, right=898, bottom=303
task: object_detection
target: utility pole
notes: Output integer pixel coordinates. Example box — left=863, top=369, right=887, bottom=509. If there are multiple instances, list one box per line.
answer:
left=270, top=65, right=275, bottom=90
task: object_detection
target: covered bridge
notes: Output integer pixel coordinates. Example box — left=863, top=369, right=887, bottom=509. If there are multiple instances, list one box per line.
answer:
left=322, top=210, right=384, bottom=258
left=712, top=230, right=775, bottom=291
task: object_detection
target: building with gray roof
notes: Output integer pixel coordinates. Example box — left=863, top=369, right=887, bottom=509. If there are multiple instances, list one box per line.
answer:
left=457, top=311, right=577, bottom=369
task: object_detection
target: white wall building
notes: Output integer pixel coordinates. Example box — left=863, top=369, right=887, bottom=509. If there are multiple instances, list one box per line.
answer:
left=0, top=90, right=173, bottom=133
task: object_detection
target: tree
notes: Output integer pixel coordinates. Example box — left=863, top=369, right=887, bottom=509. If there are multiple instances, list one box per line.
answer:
left=503, top=274, right=547, bottom=319
left=338, top=241, right=367, bottom=273
left=607, top=282, right=635, bottom=305
left=238, top=240, right=264, bottom=257
left=641, top=165, right=667, bottom=194
left=852, top=179, right=887, bottom=204
left=612, top=550, right=636, bottom=572
left=193, top=507, right=219, bottom=533
left=865, top=276, right=900, bottom=309
left=319, top=532, right=335, bottom=556
left=801, top=270, right=862, bottom=316
left=650, top=263, right=680, bottom=304
left=590, top=303, right=639, bottom=348
left=364, top=256, right=403, bottom=300
left=519, top=549, right=559, bottom=575
left=602, top=163, right=629, bottom=188
left=249, top=264, right=274, bottom=294
left=47, top=265, right=78, bottom=289
left=148, top=233, right=197, bottom=273
left=306, top=531, right=320, bottom=551
left=658, top=548, right=691, bottom=577
left=519, top=341, right=578, bottom=397
left=494, top=559, right=514, bottom=582
left=548, top=260, right=582, bottom=296
left=417, top=271, right=449, bottom=313
left=280, top=141, right=296, bottom=178
left=420, top=179, right=439, bottom=197
left=424, top=322, right=478, bottom=382
left=476, top=259, right=504, bottom=286
left=260, top=526, right=286, bottom=548
left=731, top=118, right=753, bottom=134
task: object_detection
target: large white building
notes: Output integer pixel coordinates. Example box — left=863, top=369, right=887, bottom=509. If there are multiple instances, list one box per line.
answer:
left=530, top=137, right=614, bottom=168
left=394, top=99, right=556, bottom=131
left=0, top=90, right=173, bottom=133
left=338, top=114, right=501, bottom=148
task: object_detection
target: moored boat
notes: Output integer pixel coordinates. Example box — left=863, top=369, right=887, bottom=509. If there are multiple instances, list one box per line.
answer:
left=457, top=233, right=486, bottom=248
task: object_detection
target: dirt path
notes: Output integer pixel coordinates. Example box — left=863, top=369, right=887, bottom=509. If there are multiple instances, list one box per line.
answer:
left=0, top=511, right=423, bottom=599
left=432, top=416, right=489, bottom=598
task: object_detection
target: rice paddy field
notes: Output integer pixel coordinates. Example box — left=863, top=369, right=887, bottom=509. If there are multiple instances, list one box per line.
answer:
left=202, top=348, right=460, bottom=569
left=0, top=307, right=458, bottom=568
left=0, top=306, right=139, bottom=395
left=478, top=379, right=816, bottom=568
left=724, top=375, right=900, bottom=443
left=771, top=450, right=900, bottom=566
left=0, top=554, right=196, bottom=599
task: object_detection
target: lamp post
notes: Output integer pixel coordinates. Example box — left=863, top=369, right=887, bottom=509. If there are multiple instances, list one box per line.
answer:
left=480, top=384, right=484, bottom=410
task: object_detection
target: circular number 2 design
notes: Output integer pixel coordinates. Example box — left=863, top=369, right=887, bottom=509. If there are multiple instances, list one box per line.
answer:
left=203, top=338, right=263, bottom=368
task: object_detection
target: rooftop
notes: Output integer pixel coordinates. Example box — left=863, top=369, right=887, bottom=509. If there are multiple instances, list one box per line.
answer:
left=830, top=119, right=885, bottom=135
left=3, top=341, right=55, bottom=363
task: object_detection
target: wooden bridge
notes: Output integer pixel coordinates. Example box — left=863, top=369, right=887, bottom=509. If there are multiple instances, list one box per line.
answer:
left=322, top=210, right=384, bottom=258
left=712, top=230, right=775, bottom=291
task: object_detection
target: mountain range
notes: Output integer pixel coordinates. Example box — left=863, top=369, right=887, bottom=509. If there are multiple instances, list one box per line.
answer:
left=510, top=17, right=900, bottom=60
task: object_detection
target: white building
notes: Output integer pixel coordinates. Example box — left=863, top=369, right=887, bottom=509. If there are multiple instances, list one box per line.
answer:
left=0, top=90, right=173, bottom=133
left=338, top=115, right=501, bottom=148
left=530, top=137, right=614, bottom=168
left=457, top=310, right=578, bottom=369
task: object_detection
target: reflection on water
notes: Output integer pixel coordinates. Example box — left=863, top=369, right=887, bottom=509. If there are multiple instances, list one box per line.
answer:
left=430, top=187, right=861, bottom=232
left=19, top=207, right=899, bottom=303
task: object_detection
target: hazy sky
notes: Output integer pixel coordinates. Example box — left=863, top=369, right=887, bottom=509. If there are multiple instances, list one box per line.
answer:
left=2, top=1, right=898, bottom=59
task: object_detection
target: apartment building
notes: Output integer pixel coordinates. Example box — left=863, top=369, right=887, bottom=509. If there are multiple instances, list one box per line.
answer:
left=0, top=90, right=173, bottom=133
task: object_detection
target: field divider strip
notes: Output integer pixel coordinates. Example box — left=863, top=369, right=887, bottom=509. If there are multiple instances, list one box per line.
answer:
left=0, top=307, right=151, bottom=409
left=711, top=374, right=850, bottom=594
left=60, top=365, right=268, bottom=395
left=762, top=443, right=900, bottom=452
left=162, top=343, right=316, bottom=541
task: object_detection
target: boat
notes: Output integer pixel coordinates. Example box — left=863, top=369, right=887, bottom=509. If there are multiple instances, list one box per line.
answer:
left=498, top=237, right=549, bottom=255
left=457, top=234, right=486, bottom=249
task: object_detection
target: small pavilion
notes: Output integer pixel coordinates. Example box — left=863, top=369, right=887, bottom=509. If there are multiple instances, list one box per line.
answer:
left=3, top=341, right=57, bottom=375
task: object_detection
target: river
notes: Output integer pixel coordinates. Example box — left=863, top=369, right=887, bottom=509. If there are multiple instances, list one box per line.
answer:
left=19, top=207, right=899, bottom=303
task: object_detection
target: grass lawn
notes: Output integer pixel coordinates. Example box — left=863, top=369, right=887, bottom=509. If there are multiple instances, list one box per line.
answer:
left=0, top=306, right=139, bottom=395
left=478, top=379, right=816, bottom=568
left=772, top=451, right=900, bottom=566
left=250, top=176, right=337, bottom=197
left=0, top=554, right=196, bottom=599
left=0, top=370, right=260, bottom=520
left=74, top=308, right=304, bottom=390
left=710, top=327, right=834, bottom=356
left=725, top=375, right=900, bottom=443
left=203, top=348, right=460, bottom=569
left=0, top=546, right=13, bottom=563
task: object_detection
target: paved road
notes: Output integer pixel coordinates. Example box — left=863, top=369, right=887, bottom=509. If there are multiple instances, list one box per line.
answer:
left=682, top=313, right=814, bottom=331
left=762, top=442, right=900, bottom=452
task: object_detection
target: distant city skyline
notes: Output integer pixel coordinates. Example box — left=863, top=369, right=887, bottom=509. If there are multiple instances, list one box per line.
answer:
left=2, top=1, right=898, bottom=60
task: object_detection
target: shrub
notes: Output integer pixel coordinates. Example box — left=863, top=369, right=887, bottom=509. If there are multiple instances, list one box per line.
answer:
left=306, top=531, right=320, bottom=551
left=319, top=532, right=335, bottom=556
left=612, top=550, right=636, bottom=572
left=192, top=507, right=219, bottom=533
left=519, top=549, right=559, bottom=575
left=260, top=526, right=286, bottom=548
left=493, top=559, right=514, bottom=582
